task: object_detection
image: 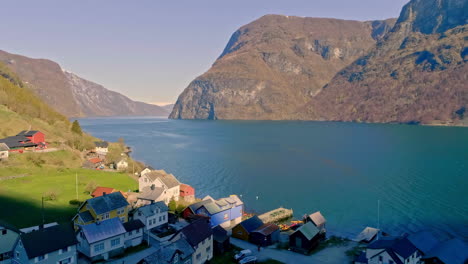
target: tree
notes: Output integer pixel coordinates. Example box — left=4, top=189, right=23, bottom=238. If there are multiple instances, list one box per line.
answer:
left=71, top=120, right=83, bottom=135
left=168, top=199, right=177, bottom=213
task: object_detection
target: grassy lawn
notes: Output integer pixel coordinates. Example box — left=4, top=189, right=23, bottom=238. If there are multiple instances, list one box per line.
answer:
left=0, top=151, right=137, bottom=228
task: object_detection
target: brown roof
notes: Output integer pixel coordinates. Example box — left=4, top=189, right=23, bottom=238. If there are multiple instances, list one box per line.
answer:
left=308, top=211, right=326, bottom=227
left=146, top=170, right=180, bottom=189
left=252, top=223, right=279, bottom=236
left=91, top=187, right=115, bottom=197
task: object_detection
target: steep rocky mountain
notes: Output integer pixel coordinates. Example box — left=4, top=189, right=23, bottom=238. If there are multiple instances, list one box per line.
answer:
left=0, top=50, right=169, bottom=117
left=63, top=71, right=168, bottom=117
left=299, top=0, right=468, bottom=124
left=170, top=15, right=395, bottom=120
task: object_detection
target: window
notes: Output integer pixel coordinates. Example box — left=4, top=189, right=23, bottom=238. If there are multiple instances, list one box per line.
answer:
left=379, top=256, right=383, bottom=261
left=94, top=243, right=104, bottom=253
left=196, top=253, right=201, bottom=260
left=60, top=247, right=69, bottom=254
left=58, top=257, right=72, bottom=264
left=128, top=231, right=133, bottom=236
left=120, top=217, right=125, bottom=223
left=136, top=229, right=140, bottom=233
left=206, top=246, right=211, bottom=252
left=163, top=215, right=166, bottom=221
left=102, top=213, right=110, bottom=220
left=1, top=230, right=6, bottom=235
left=36, top=255, right=45, bottom=262
left=159, top=216, right=162, bottom=222
left=117, top=208, right=125, bottom=215
left=111, top=238, right=120, bottom=247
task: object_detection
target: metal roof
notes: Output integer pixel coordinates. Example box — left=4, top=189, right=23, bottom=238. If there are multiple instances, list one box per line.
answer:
left=239, top=216, right=264, bottom=233
left=308, top=211, right=326, bottom=227
left=145, top=238, right=194, bottom=263
left=293, top=222, right=320, bottom=240
left=177, top=220, right=213, bottom=248
left=81, top=218, right=126, bottom=244
left=354, top=227, right=380, bottom=243
left=17, top=130, right=40, bottom=137
left=135, top=201, right=168, bottom=217
left=21, top=224, right=77, bottom=259
left=87, top=192, right=129, bottom=215
left=252, top=223, right=279, bottom=236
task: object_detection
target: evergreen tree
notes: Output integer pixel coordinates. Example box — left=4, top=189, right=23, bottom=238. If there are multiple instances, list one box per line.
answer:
left=71, top=120, right=83, bottom=135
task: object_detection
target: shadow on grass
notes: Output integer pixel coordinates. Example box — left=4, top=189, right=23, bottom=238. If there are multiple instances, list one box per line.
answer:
left=0, top=195, right=77, bottom=228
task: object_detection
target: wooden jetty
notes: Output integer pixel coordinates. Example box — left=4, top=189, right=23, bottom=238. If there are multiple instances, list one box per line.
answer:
left=258, top=207, right=293, bottom=223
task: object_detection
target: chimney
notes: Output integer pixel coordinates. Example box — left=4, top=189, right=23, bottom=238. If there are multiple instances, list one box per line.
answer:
left=103, top=192, right=107, bottom=196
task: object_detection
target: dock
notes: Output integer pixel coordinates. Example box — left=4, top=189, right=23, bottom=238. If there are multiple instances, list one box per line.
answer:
left=258, top=207, right=293, bottom=223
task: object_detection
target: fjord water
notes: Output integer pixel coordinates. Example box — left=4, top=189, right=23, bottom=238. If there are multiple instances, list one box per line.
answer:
left=79, top=117, right=468, bottom=241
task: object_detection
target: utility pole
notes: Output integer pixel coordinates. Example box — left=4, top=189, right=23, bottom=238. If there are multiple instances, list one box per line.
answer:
left=377, top=199, right=380, bottom=240
left=41, top=196, right=45, bottom=225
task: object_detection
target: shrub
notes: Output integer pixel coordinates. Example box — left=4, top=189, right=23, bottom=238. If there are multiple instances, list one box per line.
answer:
left=43, top=190, right=58, bottom=201
left=69, top=199, right=82, bottom=206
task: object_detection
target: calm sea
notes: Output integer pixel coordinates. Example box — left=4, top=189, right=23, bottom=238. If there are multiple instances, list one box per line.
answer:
left=78, top=117, right=468, bottom=241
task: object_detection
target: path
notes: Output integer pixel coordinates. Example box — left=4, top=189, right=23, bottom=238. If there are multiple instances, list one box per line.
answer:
left=230, top=238, right=356, bottom=264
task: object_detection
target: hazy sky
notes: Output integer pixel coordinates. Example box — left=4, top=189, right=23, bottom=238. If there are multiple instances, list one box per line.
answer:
left=1, top=0, right=409, bottom=105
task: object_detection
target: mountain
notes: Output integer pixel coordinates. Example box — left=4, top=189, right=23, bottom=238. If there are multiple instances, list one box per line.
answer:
left=170, top=15, right=396, bottom=120
left=0, top=50, right=169, bottom=118
left=298, top=0, right=468, bottom=125
left=161, top=104, right=175, bottom=112
left=171, top=0, right=467, bottom=125
left=63, top=71, right=168, bottom=117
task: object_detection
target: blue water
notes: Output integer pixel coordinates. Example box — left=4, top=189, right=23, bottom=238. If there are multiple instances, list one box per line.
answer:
left=78, top=117, right=468, bottom=241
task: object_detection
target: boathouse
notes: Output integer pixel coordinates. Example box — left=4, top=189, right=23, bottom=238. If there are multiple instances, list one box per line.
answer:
left=231, top=215, right=264, bottom=241
left=250, top=223, right=280, bottom=246
left=183, top=195, right=243, bottom=228
left=289, top=222, right=323, bottom=254
left=305, top=211, right=326, bottom=233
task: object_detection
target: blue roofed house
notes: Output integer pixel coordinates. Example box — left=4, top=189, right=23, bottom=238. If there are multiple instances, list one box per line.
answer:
left=364, top=236, right=421, bottom=264
left=12, top=224, right=77, bottom=264
left=76, top=218, right=144, bottom=261
left=132, top=201, right=168, bottom=235
left=170, top=219, right=213, bottom=264
left=183, top=195, right=243, bottom=228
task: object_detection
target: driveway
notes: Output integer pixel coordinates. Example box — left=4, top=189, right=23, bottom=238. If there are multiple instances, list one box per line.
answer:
left=230, top=238, right=356, bottom=264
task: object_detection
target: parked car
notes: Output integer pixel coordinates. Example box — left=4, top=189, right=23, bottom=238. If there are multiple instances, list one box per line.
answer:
left=234, top=249, right=252, bottom=261
left=239, top=256, right=257, bottom=264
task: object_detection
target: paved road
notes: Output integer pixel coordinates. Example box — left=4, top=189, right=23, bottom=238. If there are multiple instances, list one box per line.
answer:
left=106, top=238, right=161, bottom=264
left=230, top=238, right=356, bottom=264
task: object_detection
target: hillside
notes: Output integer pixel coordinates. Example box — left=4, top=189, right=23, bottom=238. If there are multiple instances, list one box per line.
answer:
left=170, top=15, right=395, bottom=120
left=298, top=0, right=468, bottom=125
left=0, top=50, right=169, bottom=117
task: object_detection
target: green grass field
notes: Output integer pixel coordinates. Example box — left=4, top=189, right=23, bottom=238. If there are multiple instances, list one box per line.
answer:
left=0, top=151, right=137, bottom=228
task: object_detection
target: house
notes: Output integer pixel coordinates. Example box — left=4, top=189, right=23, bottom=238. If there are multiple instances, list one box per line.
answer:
left=142, top=237, right=194, bottom=264
left=132, top=201, right=169, bottom=233
left=0, top=143, right=9, bottom=161
left=83, top=157, right=104, bottom=169
left=140, top=166, right=154, bottom=178
left=407, top=231, right=440, bottom=256
left=91, top=187, right=115, bottom=198
left=180, top=184, right=195, bottom=203
left=212, top=226, right=230, bottom=255
left=182, top=195, right=243, bottom=228
left=289, top=222, right=323, bottom=254
left=421, top=238, right=468, bottom=264
left=170, top=219, right=213, bottom=264
left=138, top=170, right=181, bottom=204
left=231, top=216, right=264, bottom=241
left=354, top=227, right=381, bottom=243
left=136, top=185, right=165, bottom=207
left=305, top=211, right=326, bottom=233
left=94, top=141, right=109, bottom=155
left=0, top=221, right=20, bottom=264
left=76, top=218, right=127, bottom=261
left=250, top=223, right=280, bottom=246
left=16, top=131, right=45, bottom=144
left=12, top=224, right=77, bottom=264
left=123, top=220, right=145, bottom=248
left=0, top=131, right=47, bottom=153
left=117, top=159, right=128, bottom=171
left=73, top=192, right=129, bottom=230
left=364, top=236, right=421, bottom=264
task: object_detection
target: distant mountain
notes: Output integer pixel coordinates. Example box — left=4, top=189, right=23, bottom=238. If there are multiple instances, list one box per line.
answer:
left=0, top=50, right=169, bottom=118
left=298, top=0, right=468, bottom=125
left=170, top=15, right=396, bottom=120
left=171, top=0, right=467, bottom=125
left=63, top=71, right=168, bottom=117
left=160, top=104, right=175, bottom=112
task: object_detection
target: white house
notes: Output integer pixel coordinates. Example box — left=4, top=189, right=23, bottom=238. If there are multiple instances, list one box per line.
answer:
left=363, top=236, right=421, bottom=264
left=77, top=218, right=141, bottom=261
left=94, top=141, right=109, bottom=156
left=116, top=159, right=128, bottom=171
left=138, top=170, right=181, bottom=204
left=12, top=224, right=78, bottom=264
left=140, top=166, right=154, bottom=178
left=132, top=202, right=168, bottom=234
left=0, top=143, right=9, bottom=161
left=0, top=221, right=20, bottom=264
left=170, top=220, right=213, bottom=264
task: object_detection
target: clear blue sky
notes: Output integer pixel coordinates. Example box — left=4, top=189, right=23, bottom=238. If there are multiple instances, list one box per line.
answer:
left=1, top=0, right=409, bottom=105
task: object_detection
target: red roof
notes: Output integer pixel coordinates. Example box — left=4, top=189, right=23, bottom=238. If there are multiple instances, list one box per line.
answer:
left=91, top=187, right=115, bottom=197
left=180, top=184, right=195, bottom=196
left=88, top=157, right=103, bottom=164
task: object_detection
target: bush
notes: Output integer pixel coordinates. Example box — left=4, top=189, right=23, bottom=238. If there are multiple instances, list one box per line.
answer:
left=69, top=199, right=82, bottom=206
left=43, top=190, right=58, bottom=201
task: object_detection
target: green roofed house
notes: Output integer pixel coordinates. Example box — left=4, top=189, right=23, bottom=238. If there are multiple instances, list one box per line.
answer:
left=12, top=223, right=78, bottom=264
left=289, top=222, right=323, bottom=254
left=0, top=221, right=20, bottom=264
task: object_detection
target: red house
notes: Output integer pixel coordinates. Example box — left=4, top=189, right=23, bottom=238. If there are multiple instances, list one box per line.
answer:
left=0, top=130, right=46, bottom=152
left=16, top=131, right=45, bottom=144
left=91, top=187, right=115, bottom=197
left=180, top=184, right=195, bottom=203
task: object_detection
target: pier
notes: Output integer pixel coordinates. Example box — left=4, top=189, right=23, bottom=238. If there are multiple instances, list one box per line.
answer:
left=258, top=207, right=293, bottom=223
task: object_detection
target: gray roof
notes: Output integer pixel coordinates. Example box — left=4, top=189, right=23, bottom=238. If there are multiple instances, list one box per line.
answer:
left=0, top=136, right=37, bottom=149
left=21, top=224, right=77, bottom=259
left=308, top=211, right=326, bottom=227
left=123, top=219, right=145, bottom=232
left=138, top=186, right=165, bottom=201
left=94, top=141, right=109, bottom=148
left=87, top=192, right=129, bottom=215
left=293, top=222, right=320, bottom=240
left=144, top=238, right=194, bottom=263
left=135, top=201, right=168, bottom=217
left=239, top=216, right=264, bottom=233
left=0, top=143, right=10, bottom=151
left=17, top=130, right=40, bottom=137
left=354, top=227, right=380, bottom=243
left=423, top=238, right=468, bottom=264
left=78, top=211, right=94, bottom=223
left=81, top=218, right=126, bottom=244
left=145, top=170, right=180, bottom=189
left=368, top=236, right=419, bottom=260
